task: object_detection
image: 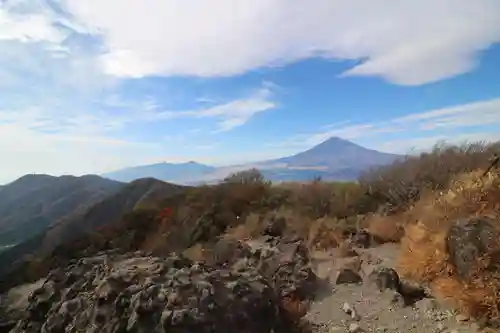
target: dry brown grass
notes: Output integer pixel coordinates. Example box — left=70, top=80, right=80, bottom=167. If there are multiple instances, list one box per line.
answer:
left=397, top=170, right=500, bottom=321
left=366, top=215, right=404, bottom=243
left=360, top=141, right=500, bottom=211
left=182, top=243, right=209, bottom=262
left=225, top=213, right=263, bottom=241
left=397, top=222, right=450, bottom=283
left=305, top=217, right=345, bottom=250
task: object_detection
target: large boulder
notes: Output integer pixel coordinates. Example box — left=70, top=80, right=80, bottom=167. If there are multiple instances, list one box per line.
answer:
left=244, top=236, right=317, bottom=300
left=10, top=237, right=318, bottom=333
left=446, top=216, right=500, bottom=281
left=11, top=254, right=286, bottom=333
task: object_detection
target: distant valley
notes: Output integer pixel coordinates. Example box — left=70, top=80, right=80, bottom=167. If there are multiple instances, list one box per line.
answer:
left=103, top=137, right=401, bottom=184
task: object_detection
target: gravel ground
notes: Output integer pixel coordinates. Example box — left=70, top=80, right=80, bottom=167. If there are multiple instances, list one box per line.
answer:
left=306, top=244, right=484, bottom=333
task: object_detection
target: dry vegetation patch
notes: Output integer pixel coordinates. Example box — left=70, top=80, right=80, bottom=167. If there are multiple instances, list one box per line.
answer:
left=397, top=170, right=500, bottom=322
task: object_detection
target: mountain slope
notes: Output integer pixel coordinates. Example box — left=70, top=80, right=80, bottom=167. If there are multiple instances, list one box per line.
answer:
left=0, top=174, right=123, bottom=247
left=272, top=137, right=400, bottom=169
left=40, top=178, right=187, bottom=254
left=0, top=178, right=188, bottom=287
left=253, top=137, right=401, bottom=181
left=103, top=161, right=216, bottom=183
left=194, top=137, right=402, bottom=183
left=99, top=137, right=401, bottom=183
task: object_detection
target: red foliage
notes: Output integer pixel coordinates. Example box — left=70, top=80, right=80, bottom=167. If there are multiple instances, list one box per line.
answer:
left=158, top=207, right=173, bottom=219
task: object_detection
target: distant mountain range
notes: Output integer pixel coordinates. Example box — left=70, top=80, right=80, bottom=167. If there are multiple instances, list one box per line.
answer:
left=103, top=137, right=401, bottom=184
left=102, top=162, right=216, bottom=183
left=0, top=136, right=401, bottom=283
left=0, top=175, right=123, bottom=248
left=0, top=176, right=186, bottom=285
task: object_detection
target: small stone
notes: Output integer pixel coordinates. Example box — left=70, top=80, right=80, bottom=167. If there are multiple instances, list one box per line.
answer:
left=386, top=290, right=405, bottom=308
left=351, top=309, right=360, bottom=321
left=398, top=279, right=427, bottom=302
left=455, top=314, right=469, bottom=322
left=367, top=267, right=400, bottom=292
left=349, top=322, right=363, bottom=332
left=341, top=302, right=360, bottom=320
left=336, top=269, right=362, bottom=285
left=436, top=323, right=446, bottom=332
left=415, top=298, right=438, bottom=312
left=342, top=302, right=352, bottom=313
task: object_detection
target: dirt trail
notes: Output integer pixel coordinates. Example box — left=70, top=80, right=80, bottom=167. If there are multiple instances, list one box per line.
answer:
left=307, top=244, right=483, bottom=333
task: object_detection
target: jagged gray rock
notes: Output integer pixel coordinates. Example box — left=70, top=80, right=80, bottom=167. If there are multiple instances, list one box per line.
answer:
left=367, top=267, right=400, bottom=292
left=446, top=216, right=500, bottom=281
left=9, top=236, right=317, bottom=333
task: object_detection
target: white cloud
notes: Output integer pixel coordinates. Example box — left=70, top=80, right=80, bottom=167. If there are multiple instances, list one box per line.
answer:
left=393, top=98, right=500, bottom=128
left=57, top=0, right=500, bottom=85
left=278, top=97, right=500, bottom=153
left=377, top=132, right=500, bottom=154
left=155, top=85, right=276, bottom=132
left=2, top=0, right=499, bottom=85
left=0, top=7, right=63, bottom=43
left=0, top=118, right=161, bottom=183
left=0, top=82, right=273, bottom=183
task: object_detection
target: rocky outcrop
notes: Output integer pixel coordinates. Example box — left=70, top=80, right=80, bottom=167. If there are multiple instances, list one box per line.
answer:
left=9, top=236, right=318, bottom=333
left=446, top=216, right=500, bottom=281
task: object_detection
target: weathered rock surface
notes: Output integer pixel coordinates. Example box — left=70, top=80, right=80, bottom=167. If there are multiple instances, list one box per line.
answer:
left=8, top=237, right=317, bottom=333
left=367, top=267, right=400, bottom=292
left=446, top=216, right=500, bottom=281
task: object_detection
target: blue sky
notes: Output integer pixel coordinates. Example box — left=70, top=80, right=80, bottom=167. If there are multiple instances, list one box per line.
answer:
left=1, top=0, right=500, bottom=183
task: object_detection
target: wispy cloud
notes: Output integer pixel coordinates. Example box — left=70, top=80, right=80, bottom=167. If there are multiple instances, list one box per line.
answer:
left=154, top=85, right=276, bottom=132
left=393, top=98, right=500, bottom=129
left=0, top=79, right=272, bottom=183
left=276, top=97, right=500, bottom=153
left=0, top=5, right=64, bottom=43
left=377, top=132, right=500, bottom=153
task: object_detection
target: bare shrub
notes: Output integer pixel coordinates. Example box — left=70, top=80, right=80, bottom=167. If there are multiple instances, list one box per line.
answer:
left=223, top=168, right=267, bottom=185
left=360, top=141, right=500, bottom=212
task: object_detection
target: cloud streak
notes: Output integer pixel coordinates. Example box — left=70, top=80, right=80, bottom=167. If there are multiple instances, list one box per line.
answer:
left=279, top=97, right=500, bottom=153
left=0, top=81, right=274, bottom=183
left=155, top=85, right=276, bottom=132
